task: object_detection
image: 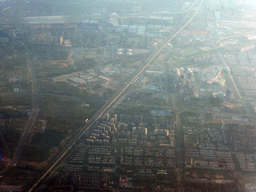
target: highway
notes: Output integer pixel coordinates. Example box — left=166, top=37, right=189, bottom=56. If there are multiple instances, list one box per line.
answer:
left=0, top=55, right=40, bottom=177
left=215, top=34, right=256, bottom=117
left=27, top=1, right=205, bottom=191
left=215, top=30, right=256, bottom=46
left=215, top=29, right=256, bottom=100
left=215, top=47, right=242, bottom=99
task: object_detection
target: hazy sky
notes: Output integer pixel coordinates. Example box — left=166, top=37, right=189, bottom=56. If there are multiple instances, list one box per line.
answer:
left=243, top=0, right=256, bottom=6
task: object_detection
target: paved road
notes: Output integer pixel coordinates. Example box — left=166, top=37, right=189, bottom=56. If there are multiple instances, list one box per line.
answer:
left=175, top=111, right=185, bottom=192
left=0, top=55, right=39, bottom=177
left=215, top=47, right=242, bottom=99
left=216, top=40, right=255, bottom=118
left=215, top=33, right=255, bottom=113
left=215, top=30, right=256, bottom=100
left=27, top=1, right=205, bottom=191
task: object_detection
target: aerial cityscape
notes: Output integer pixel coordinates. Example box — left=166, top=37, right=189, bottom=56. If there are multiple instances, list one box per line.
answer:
left=0, top=0, right=256, bottom=191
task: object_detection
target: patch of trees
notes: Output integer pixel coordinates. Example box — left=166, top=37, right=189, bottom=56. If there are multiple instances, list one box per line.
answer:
left=38, top=81, right=80, bottom=96
left=38, top=93, right=104, bottom=133
left=22, top=144, right=50, bottom=162
left=209, top=96, right=221, bottom=107
left=0, top=57, right=26, bottom=70
left=0, top=127, right=21, bottom=155
left=0, top=109, right=27, bottom=118
left=31, top=130, right=66, bottom=147
left=36, top=63, right=75, bottom=78
left=2, top=94, right=32, bottom=107
left=72, top=32, right=106, bottom=48
left=74, top=58, right=96, bottom=71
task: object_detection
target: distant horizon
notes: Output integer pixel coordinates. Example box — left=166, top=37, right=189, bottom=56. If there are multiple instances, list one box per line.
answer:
left=240, top=0, right=256, bottom=6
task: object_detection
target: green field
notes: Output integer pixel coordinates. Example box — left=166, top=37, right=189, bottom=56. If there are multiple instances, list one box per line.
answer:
left=179, top=47, right=200, bottom=57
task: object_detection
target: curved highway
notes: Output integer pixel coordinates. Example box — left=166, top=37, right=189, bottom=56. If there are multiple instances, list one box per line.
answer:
left=215, top=30, right=256, bottom=100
